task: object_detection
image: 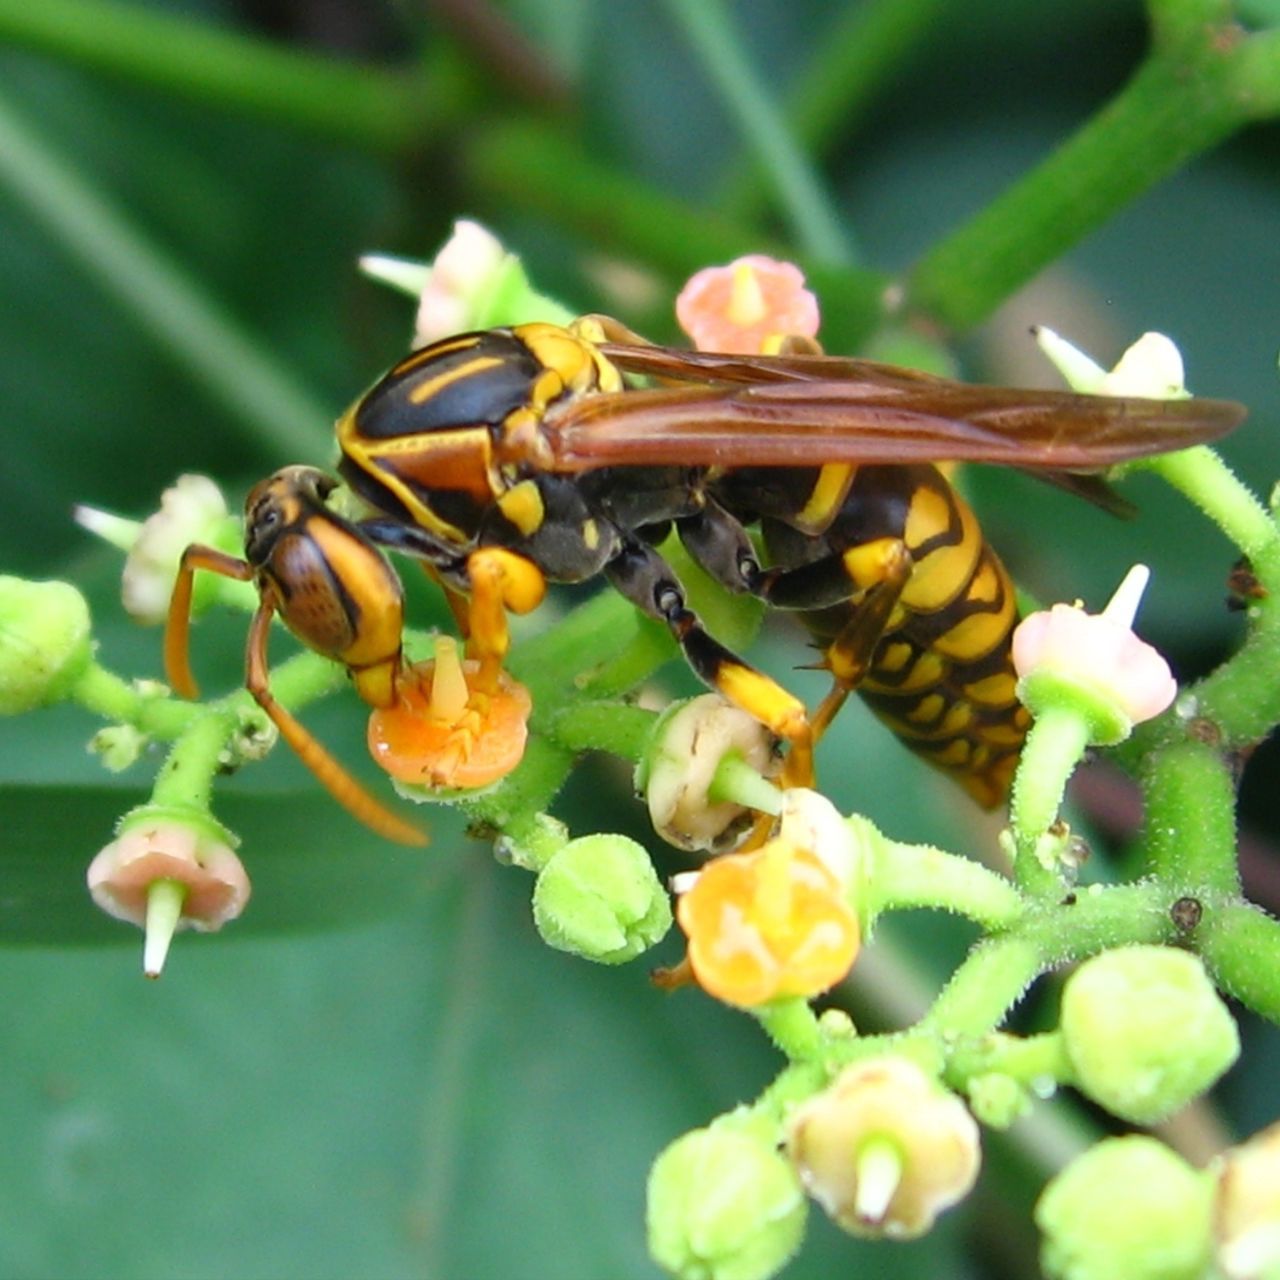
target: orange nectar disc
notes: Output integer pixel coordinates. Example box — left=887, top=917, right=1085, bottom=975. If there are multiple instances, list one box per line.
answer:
left=367, top=659, right=532, bottom=790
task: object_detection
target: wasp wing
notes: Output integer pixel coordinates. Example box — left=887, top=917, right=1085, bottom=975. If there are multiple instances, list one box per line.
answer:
left=541, top=344, right=1245, bottom=472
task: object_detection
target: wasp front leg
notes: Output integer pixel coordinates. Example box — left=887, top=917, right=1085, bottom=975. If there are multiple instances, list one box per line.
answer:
left=606, top=535, right=815, bottom=786
left=164, top=544, right=254, bottom=698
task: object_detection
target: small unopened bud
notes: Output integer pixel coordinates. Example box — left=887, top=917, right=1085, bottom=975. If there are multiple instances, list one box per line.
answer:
left=1036, top=1137, right=1212, bottom=1280
left=0, top=577, right=92, bottom=714
left=648, top=1123, right=807, bottom=1280
left=77, top=474, right=238, bottom=625
left=639, top=695, right=779, bottom=853
left=87, top=808, right=250, bottom=977
left=1214, top=1120, right=1280, bottom=1279
left=1059, top=945, right=1239, bottom=1124
left=533, top=833, right=671, bottom=963
left=1033, top=327, right=1188, bottom=400
left=361, top=219, right=574, bottom=347
left=785, top=1057, right=980, bottom=1239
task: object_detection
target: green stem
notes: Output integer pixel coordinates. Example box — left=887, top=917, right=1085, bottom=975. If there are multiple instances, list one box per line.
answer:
left=869, top=836, right=1025, bottom=930
left=71, top=662, right=200, bottom=738
left=1138, top=739, right=1239, bottom=894
left=661, top=0, right=854, bottom=263
left=462, top=119, right=887, bottom=345
left=1199, top=900, right=1280, bottom=1024
left=754, top=997, right=824, bottom=1062
left=947, top=1030, right=1071, bottom=1090
left=1009, top=707, right=1091, bottom=895
left=922, top=936, right=1044, bottom=1037
left=907, top=30, right=1251, bottom=332
left=1139, top=446, right=1280, bottom=567
left=0, top=0, right=448, bottom=151
left=150, top=709, right=238, bottom=813
left=0, top=88, right=331, bottom=459
left=543, top=701, right=657, bottom=760
left=718, top=0, right=948, bottom=223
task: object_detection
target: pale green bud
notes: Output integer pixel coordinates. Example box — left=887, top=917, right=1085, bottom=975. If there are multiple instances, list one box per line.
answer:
left=532, top=834, right=671, bottom=963
left=966, top=1072, right=1030, bottom=1130
left=0, top=577, right=92, bottom=714
left=1036, top=1137, right=1212, bottom=1280
left=648, top=1123, right=806, bottom=1280
left=1060, top=945, right=1239, bottom=1124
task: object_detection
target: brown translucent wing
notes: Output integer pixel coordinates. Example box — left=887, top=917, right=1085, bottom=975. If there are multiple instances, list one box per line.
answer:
left=539, top=342, right=1246, bottom=473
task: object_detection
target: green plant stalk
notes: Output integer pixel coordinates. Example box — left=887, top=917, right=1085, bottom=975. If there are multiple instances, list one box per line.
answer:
left=922, top=881, right=1180, bottom=1036
left=1138, top=446, right=1280, bottom=568
left=0, top=0, right=447, bottom=151
left=462, top=119, right=887, bottom=346
left=922, top=935, right=1044, bottom=1037
left=149, top=707, right=239, bottom=814
left=72, top=662, right=201, bottom=738
left=867, top=837, right=1025, bottom=929
left=717, top=0, right=948, bottom=223
left=661, top=0, right=854, bottom=264
left=946, top=1029, right=1071, bottom=1090
left=754, top=997, right=824, bottom=1063
left=1009, top=707, right=1091, bottom=896
left=907, top=41, right=1249, bottom=332
left=1137, top=739, right=1240, bottom=893
left=544, top=700, right=657, bottom=759
left=1198, top=900, right=1280, bottom=1023
left=0, top=88, right=331, bottom=459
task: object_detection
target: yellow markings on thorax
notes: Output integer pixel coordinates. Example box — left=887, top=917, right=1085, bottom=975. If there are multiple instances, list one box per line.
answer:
left=407, top=355, right=504, bottom=405
left=497, top=480, right=546, bottom=537
left=796, top=464, right=856, bottom=535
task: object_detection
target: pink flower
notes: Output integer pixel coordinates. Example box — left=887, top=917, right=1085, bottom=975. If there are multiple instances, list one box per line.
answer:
left=87, top=816, right=250, bottom=976
left=676, top=256, right=820, bottom=354
left=411, top=220, right=508, bottom=346
left=1013, top=565, right=1177, bottom=735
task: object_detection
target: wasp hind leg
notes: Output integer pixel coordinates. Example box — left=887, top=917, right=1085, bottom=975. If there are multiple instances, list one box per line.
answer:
left=606, top=535, right=816, bottom=787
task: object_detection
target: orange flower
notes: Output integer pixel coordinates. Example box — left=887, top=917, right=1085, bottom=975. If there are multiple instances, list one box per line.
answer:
left=676, top=256, right=820, bottom=354
left=367, top=636, right=531, bottom=791
left=676, top=833, right=859, bottom=1007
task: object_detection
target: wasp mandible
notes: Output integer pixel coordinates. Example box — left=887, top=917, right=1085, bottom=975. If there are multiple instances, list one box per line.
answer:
left=167, top=318, right=1245, bottom=841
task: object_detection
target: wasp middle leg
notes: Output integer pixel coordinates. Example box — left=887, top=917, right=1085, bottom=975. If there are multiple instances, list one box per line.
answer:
left=605, top=534, right=816, bottom=785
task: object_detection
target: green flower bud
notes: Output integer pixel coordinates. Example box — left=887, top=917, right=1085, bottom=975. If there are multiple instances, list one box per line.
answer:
left=966, top=1072, right=1030, bottom=1130
left=1060, top=946, right=1239, bottom=1124
left=0, top=577, right=93, bottom=714
left=1036, top=1137, right=1212, bottom=1280
left=532, top=834, right=671, bottom=963
left=648, top=1123, right=806, bottom=1280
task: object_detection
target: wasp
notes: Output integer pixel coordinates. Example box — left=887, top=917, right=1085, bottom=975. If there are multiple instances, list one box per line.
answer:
left=167, top=319, right=1244, bottom=842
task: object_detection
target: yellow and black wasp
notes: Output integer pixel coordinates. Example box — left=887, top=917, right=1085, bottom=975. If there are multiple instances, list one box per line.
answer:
left=166, top=318, right=1245, bottom=843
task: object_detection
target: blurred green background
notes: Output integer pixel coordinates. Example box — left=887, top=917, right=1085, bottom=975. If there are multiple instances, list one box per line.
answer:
left=0, top=1, right=1276, bottom=1276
